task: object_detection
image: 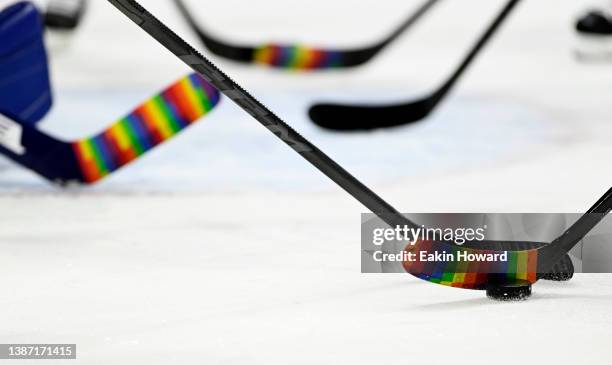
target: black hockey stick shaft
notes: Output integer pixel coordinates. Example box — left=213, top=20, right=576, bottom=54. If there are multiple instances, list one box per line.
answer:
left=367, top=0, right=442, bottom=51
left=174, top=0, right=253, bottom=62
left=107, top=0, right=416, bottom=230
left=309, top=0, right=521, bottom=130
left=539, top=187, right=612, bottom=272
left=432, top=0, right=520, bottom=104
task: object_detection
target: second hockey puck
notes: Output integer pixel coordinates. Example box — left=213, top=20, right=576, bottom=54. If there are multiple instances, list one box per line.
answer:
left=486, top=280, right=532, bottom=301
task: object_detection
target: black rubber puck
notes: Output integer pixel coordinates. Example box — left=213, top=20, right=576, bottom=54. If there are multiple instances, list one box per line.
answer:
left=45, top=14, right=80, bottom=30
left=486, top=281, right=532, bottom=301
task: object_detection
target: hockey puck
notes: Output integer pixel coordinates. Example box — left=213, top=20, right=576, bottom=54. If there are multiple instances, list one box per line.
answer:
left=44, top=0, right=86, bottom=30
left=486, top=280, right=532, bottom=301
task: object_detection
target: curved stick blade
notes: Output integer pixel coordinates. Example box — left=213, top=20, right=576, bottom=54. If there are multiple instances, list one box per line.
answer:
left=0, top=74, right=221, bottom=185
left=175, top=0, right=441, bottom=70
left=309, top=0, right=521, bottom=130
left=309, top=97, right=435, bottom=130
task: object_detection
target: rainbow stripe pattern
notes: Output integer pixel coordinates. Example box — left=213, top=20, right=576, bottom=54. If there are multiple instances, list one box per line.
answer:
left=254, top=44, right=342, bottom=70
left=402, top=240, right=539, bottom=290
left=73, top=73, right=220, bottom=183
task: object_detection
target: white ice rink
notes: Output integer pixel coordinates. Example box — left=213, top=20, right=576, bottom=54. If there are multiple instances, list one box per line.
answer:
left=1, top=0, right=612, bottom=363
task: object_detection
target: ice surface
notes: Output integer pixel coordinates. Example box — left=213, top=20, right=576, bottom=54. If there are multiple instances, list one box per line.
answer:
left=1, top=0, right=612, bottom=363
left=0, top=88, right=565, bottom=192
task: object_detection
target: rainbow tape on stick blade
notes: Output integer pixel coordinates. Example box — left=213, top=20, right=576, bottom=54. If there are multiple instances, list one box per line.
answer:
left=402, top=240, right=538, bottom=290
left=73, top=73, right=220, bottom=183
left=254, top=44, right=343, bottom=70
left=174, top=0, right=443, bottom=70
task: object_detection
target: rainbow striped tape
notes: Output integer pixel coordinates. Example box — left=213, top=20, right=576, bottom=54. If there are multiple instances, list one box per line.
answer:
left=402, top=240, right=538, bottom=289
left=254, top=44, right=342, bottom=70
left=73, top=73, right=220, bottom=183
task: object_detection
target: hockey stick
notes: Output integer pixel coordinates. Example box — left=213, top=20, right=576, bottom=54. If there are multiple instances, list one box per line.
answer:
left=45, top=0, right=87, bottom=30
left=108, top=0, right=610, bottom=298
left=309, top=0, right=520, bottom=131
left=175, top=0, right=441, bottom=70
left=0, top=73, right=220, bottom=185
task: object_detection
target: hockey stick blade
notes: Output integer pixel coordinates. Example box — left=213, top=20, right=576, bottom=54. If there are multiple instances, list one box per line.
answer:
left=0, top=73, right=220, bottom=185
left=309, top=0, right=521, bottom=130
left=175, top=0, right=441, bottom=70
left=107, top=0, right=606, bottom=292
